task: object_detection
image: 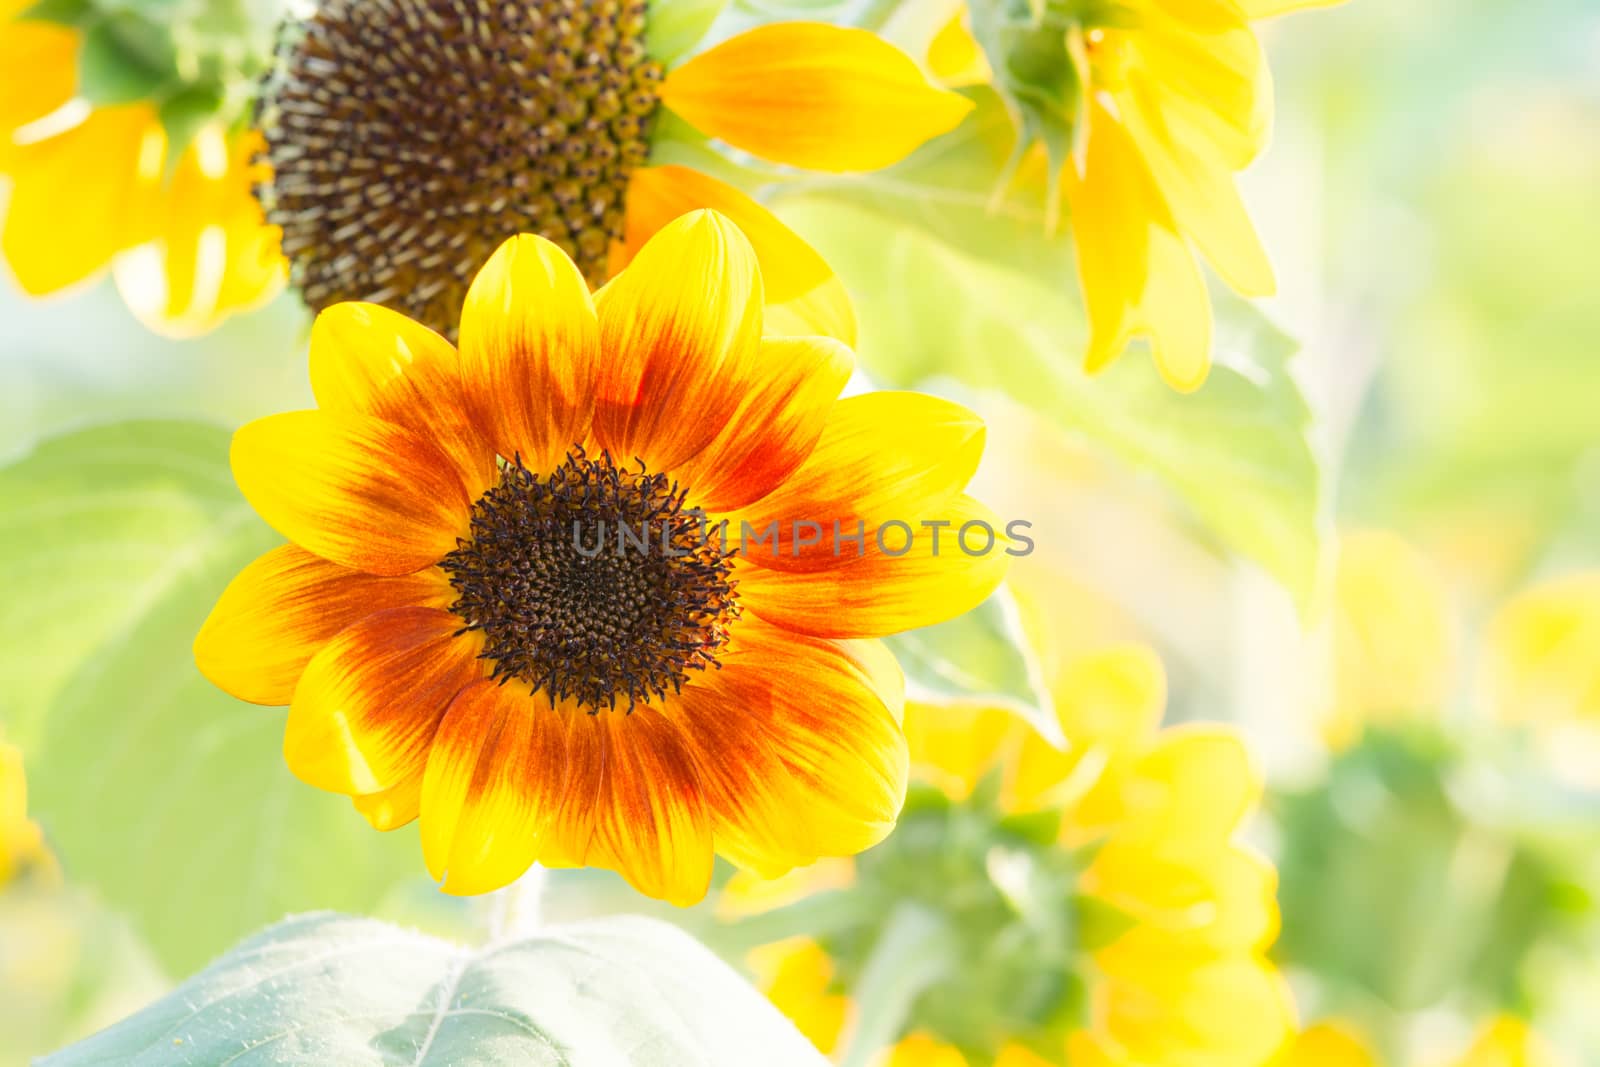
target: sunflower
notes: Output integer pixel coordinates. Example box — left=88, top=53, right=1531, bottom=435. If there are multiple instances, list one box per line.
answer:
left=733, top=644, right=1291, bottom=1066
left=193, top=210, right=1008, bottom=906
left=1, top=734, right=55, bottom=887
left=0, top=3, right=284, bottom=336
left=256, top=0, right=973, bottom=341
left=928, top=0, right=1340, bottom=391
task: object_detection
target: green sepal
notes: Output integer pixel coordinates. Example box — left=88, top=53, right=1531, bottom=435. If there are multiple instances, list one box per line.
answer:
left=77, top=12, right=179, bottom=105
left=1073, top=892, right=1137, bottom=951
left=997, top=806, right=1065, bottom=848
left=157, top=80, right=226, bottom=161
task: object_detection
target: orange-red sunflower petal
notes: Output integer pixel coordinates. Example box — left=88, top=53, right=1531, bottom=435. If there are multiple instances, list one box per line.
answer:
left=592, top=209, right=764, bottom=470
left=285, top=606, right=489, bottom=796
left=194, top=544, right=454, bottom=706
left=457, top=233, right=600, bottom=473
left=230, top=410, right=474, bottom=576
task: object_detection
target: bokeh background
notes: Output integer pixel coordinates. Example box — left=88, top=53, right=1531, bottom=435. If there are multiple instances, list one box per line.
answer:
left=3, top=0, right=1599, bottom=1063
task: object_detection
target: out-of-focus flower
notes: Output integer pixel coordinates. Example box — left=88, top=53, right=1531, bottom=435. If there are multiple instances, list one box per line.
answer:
left=0, top=4, right=284, bottom=336
left=1, top=734, right=55, bottom=886
left=256, top=0, right=971, bottom=341
left=1484, top=573, right=1600, bottom=729
left=930, top=0, right=1343, bottom=391
left=1274, top=1017, right=1570, bottom=1067
left=735, top=644, right=1291, bottom=1066
left=194, top=211, right=1007, bottom=906
left=1324, top=529, right=1454, bottom=748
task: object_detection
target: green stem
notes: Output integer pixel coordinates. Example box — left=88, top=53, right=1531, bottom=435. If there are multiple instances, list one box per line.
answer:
left=838, top=903, right=959, bottom=1067
left=484, top=864, right=548, bottom=943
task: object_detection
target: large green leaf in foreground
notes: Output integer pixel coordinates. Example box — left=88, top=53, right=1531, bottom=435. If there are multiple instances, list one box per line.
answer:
left=42, top=913, right=830, bottom=1066
left=3, top=421, right=420, bottom=974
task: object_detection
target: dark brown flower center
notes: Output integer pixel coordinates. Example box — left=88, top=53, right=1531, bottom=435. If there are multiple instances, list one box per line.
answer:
left=440, top=448, right=740, bottom=713
left=256, top=0, right=662, bottom=337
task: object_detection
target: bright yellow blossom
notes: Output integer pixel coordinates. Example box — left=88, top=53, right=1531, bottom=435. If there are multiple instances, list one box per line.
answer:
left=740, top=643, right=1291, bottom=1066
left=931, top=0, right=1343, bottom=391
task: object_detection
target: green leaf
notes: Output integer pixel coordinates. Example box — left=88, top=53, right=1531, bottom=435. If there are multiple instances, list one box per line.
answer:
left=885, top=585, right=1065, bottom=748
left=18, top=0, right=92, bottom=26
left=41, top=913, right=832, bottom=1066
left=5, top=421, right=420, bottom=974
left=647, top=0, right=728, bottom=66
left=773, top=196, right=1324, bottom=607
left=78, top=14, right=176, bottom=105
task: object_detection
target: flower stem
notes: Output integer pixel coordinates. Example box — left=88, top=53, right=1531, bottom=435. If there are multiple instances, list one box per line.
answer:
left=484, top=864, right=548, bottom=943
left=837, top=902, right=958, bottom=1067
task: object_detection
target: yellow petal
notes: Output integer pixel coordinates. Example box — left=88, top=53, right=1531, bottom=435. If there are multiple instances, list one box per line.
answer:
left=927, top=7, right=991, bottom=87
left=231, top=410, right=473, bottom=576
left=1116, top=725, right=1262, bottom=843
left=660, top=22, right=973, bottom=172
left=616, top=165, right=833, bottom=303
left=1275, top=1023, right=1381, bottom=1067
left=675, top=623, right=907, bottom=875
left=285, top=607, right=488, bottom=796
left=738, top=494, right=1009, bottom=639
left=309, top=301, right=496, bottom=494
left=1484, top=572, right=1600, bottom=728
left=194, top=544, right=454, bottom=706
left=1068, top=100, right=1214, bottom=391
left=880, top=1034, right=971, bottom=1067
left=2, top=104, right=162, bottom=295
left=352, top=774, right=423, bottom=831
left=1, top=736, right=54, bottom=886
left=747, top=938, right=851, bottom=1056
left=112, top=127, right=286, bottom=337
left=1449, top=1018, right=1571, bottom=1067
left=674, top=334, right=853, bottom=512
left=457, top=233, right=600, bottom=474
left=1239, top=0, right=1347, bottom=16
left=732, top=391, right=986, bottom=571
left=593, top=209, right=764, bottom=470
left=901, top=701, right=1016, bottom=801
left=765, top=271, right=859, bottom=347
left=421, top=678, right=571, bottom=895
left=1087, top=841, right=1280, bottom=954
left=0, top=20, right=77, bottom=136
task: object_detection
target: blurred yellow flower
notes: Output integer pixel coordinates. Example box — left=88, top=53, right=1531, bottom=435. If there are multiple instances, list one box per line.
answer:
left=0, top=7, right=284, bottom=336
left=740, top=644, right=1291, bottom=1067
left=195, top=211, right=1006, bottom=905
left=932, top=0, right=1342, bottom=391
left=257, top=0, right=971, bottom=340
left=1484, top=573, right=1600, bottom=728
left=1274, top=1017, right=1569, bottom=1067
left=1, top=735, right=55, bottom=886
left=1273, top=1023, right=1380, bottom=1067
left=1324, top=529, right=1454, bottom=747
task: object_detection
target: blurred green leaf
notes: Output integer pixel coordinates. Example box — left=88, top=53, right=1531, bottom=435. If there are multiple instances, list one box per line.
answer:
left=42, top=913, right=831, bottom=1066
left=18, top=0, right=92, bottom=26
left=777, top=196, right=1323, bottom=607
left=646, top=0, right=727, bottom=65
left=78, top=15, right=176, bottom=105
left=6, top=422, right=419, bottom=975
left=886, top=585, right=1065, bottom=747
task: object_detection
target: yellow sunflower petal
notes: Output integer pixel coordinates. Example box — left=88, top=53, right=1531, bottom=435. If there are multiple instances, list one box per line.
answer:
left=285, top=607, right=488, bottom=795
left=1118, top=724, right=1261, bottom=843
left=584, top=707, right=715, bottom=906
left=2, top=103, right=162, bottom=295
left=659, top=22, right=973, bottom=172
left=309, top=301, right=496, bottom=493
left=231, top=410, right=473, bottom=576
left=352, top=773, right=423, bottom=831
left=1, top=737, right=52, bottom=886
left=1087, top=841, right=1280, bottom=954
left=457, top=233, right=600, bottom=473
left=738, top=494, right=1009, bottom=638
left=675, top=623, right=906, bottom=875
left=901, top=701, right=1017, bottom=801
left=1449, top=1018, right=1570, bottom=1067
left=1275, top=1023, right=1381, bottom=1067
left=112, top=126, right=286, bottom=337
left=881, top=1034, right=971, bottom=1067
left=0, top=20, right=77, bottom=136
left=1093, top=948, right=1294, bottom=1067
left=592, top=209, right=764, bottom=470
left=732, top=391, right=986, bottom=571
left=928, top=7, right=991, bottom=87
left=421, top=678, right=570, bottom=895
left=748, top=938, right=851, bottom=1056
left=765, top=271, right=859, bottom=347
left=194, top=543, right=454, bottom=706
left=1068, top=99, right=1213, bottom=392
left=615, top=165, right=833, bottom=303
left=1239, top=0, right=1346, bottom=16
left=674, top=334, right=853, bottom=512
